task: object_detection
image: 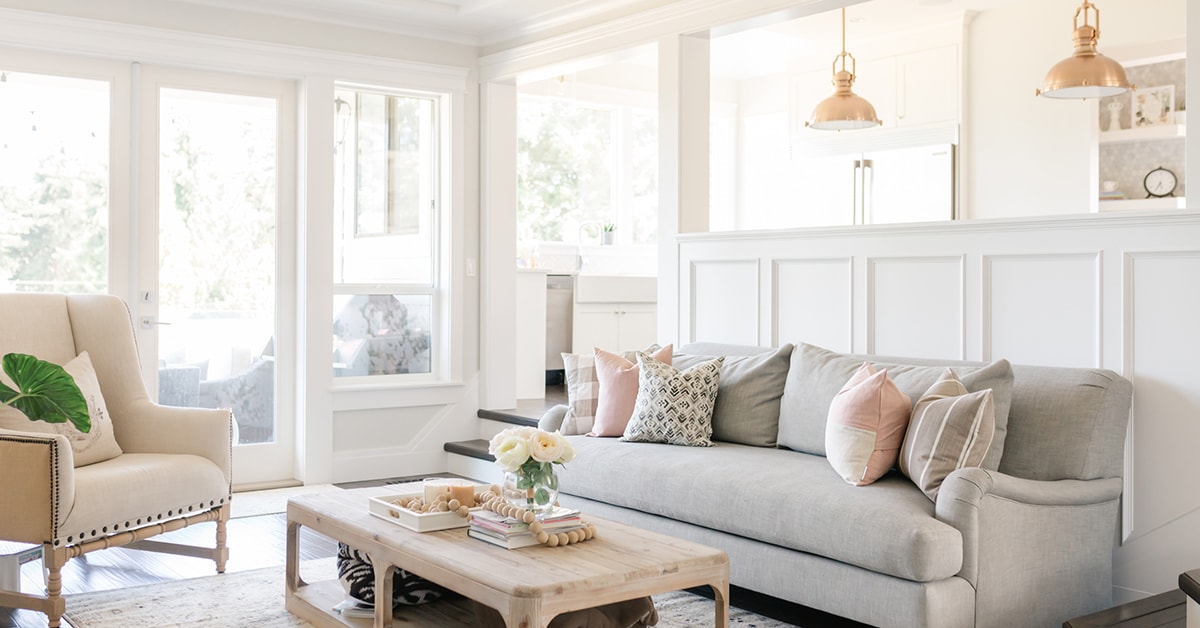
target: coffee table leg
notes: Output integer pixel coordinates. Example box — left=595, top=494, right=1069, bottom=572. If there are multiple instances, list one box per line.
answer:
left=374, top=562, right=395, bottom=628
left=711, top=579, right=730, bottom=628
left=506, top=597, right=545, bottom=628
left=285, top=520, right=305, bottom=592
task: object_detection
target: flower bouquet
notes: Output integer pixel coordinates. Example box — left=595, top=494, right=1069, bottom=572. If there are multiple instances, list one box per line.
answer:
left=488, top=426, right=576, bottom=516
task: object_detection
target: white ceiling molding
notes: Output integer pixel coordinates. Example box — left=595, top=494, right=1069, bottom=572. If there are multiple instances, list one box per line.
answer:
left=0, top=6, right=469, bottom=90
left=477, top=0, right=855, bottom=82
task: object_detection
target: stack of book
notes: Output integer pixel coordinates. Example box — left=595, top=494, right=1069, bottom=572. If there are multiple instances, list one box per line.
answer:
left=468, top=506, right=585, bottom=549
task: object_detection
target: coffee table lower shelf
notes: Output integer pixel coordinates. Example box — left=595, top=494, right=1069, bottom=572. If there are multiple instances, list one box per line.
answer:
left=286, top=578, right=478, bottom=627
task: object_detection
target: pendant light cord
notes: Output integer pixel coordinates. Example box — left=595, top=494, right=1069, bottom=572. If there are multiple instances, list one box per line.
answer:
left=840, top=8, right=846, bottom=55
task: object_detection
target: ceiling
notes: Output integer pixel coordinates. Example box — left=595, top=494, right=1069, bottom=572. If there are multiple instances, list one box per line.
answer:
left=170, top=0, right=676, bottom=47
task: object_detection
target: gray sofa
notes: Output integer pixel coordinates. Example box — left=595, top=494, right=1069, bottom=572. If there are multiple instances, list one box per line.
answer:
left=552, top=342, right=1132, bottom=628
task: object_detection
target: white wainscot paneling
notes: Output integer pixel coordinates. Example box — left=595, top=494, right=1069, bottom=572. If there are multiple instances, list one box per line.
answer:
left=1124, top=252, right=1200, bottom=549
left=985, top=253, right=1099, bottom=367
left=691, top=260, right=758, bottom=345
left=868, top=256, right=963, bottom=359
left=332, top=405, right=455, bottom=482
left=773, top=258, right=852, bottom=352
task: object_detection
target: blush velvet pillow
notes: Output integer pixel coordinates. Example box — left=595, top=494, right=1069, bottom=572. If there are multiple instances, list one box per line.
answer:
left=825, top=362, right=912, bottom=486
left=899, top=368, right=996, bottom=501
left=588, top=344, right=672, bottom=437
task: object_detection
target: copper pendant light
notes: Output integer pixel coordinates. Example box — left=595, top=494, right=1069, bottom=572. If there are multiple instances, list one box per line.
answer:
left=1036, top=0, right=1132, bottom=99
left=807, top=7, right=880, bottom=131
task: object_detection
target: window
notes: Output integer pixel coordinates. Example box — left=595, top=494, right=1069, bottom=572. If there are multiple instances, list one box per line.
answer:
left=516, top=95, right=658, bottom=249
left=0, top=71, right=109, bottom=293
left=333, top=86, right=442, bottom=378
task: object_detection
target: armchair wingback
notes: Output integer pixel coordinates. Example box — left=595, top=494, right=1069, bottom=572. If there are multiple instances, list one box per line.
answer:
left=0, top=293, right=232, bottom=627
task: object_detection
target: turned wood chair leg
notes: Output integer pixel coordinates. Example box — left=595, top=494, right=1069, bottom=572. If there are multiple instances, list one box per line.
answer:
left=44, top=545, right=68, bottom=628
left=215, top=503, right=230, bottom=573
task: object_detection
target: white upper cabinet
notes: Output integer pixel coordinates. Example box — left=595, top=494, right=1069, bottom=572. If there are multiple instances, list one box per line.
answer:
left=895, top=45, right=959, bottom=128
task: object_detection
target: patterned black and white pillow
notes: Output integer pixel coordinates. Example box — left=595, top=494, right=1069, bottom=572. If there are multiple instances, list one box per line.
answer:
left=336, top=542, right=449, bottom=607
left=621, top=353, right=724, bottom=447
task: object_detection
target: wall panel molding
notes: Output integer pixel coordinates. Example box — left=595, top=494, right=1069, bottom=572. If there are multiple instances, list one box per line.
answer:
left=772, top=257, right=853, bottom=351
left=982, top=252, right=1101, bottom=368
left=866, top=255, right=964, bottom=359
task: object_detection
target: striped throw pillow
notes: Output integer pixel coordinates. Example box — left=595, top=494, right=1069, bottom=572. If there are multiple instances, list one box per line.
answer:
left=900, top=368, right=996, bottom=501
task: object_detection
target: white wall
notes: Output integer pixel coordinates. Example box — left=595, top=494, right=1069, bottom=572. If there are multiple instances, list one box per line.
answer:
left=964, top=0, right=1187, bottom=220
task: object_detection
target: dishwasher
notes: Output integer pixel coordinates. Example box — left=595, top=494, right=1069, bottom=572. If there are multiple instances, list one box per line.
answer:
left=545, top=274, right=574, bottom=384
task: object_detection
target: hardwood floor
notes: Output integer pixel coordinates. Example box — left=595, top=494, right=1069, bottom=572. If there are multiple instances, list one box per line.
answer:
left=0, top=513, right=338, bottom=628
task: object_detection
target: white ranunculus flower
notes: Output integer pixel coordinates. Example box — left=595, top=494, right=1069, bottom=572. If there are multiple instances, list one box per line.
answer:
left=552, top=431, right=576, bottom=463
left=529, top=429, right=564, bottom=463
left=492, top=435, right=530, bottom=472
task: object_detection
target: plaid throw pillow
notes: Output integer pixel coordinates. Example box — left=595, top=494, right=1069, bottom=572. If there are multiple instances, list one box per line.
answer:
left=560, top=344, right=663, bottom=436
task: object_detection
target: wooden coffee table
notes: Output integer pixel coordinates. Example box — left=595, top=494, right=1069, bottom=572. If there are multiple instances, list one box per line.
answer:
left=285, top=486, right=730, bottom=627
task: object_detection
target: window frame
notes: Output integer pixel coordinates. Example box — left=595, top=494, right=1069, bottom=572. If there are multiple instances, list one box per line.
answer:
left=332, top=82, right=453, bottom=387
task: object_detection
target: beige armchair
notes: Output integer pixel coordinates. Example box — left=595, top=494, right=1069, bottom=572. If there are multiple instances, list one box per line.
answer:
left=0, top=293, right=231, bottom=627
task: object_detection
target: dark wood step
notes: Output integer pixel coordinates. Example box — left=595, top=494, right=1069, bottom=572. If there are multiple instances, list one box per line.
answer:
left=444, top=439, right=494, bottom=462
left=475, top=408, right=539, bottom=427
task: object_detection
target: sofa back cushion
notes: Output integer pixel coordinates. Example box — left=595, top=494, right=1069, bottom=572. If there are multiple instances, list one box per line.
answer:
left=1001, top=365, right=1130, bottom=481
left=674, top=343, right=794, bottom=447
left=778, top=343, right=1014, bottom=471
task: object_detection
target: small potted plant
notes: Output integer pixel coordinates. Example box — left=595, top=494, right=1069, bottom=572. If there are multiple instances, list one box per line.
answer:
left=601, top=224, right=616, bottom=246
left=0, top=353, right=89, bottom=432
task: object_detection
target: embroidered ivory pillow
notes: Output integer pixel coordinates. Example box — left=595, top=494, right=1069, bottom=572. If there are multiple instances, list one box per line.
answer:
left=0, top=351, right=123, bottom=467
left=621, top=353, right=723, bottom=447
left=900, top=368, right=995, bottom=501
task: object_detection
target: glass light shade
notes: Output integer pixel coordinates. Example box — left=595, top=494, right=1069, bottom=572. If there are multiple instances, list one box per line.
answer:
left=1037, top=17, right=1131, bottom=99
left=807, top=69, right=881, bottom=131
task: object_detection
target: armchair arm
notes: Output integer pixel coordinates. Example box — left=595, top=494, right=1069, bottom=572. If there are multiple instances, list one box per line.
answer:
left=936, top=467, right=1123, bottom=626
left=0, top=430, right=74, bottom=543
left=114, top=400, right=232, bottom=486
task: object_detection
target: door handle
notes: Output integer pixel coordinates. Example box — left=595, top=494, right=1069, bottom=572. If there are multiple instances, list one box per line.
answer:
left=139, top=316, right=172, bottom=330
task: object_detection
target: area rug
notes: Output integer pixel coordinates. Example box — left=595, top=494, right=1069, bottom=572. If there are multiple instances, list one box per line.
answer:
left=230, top=484, right=341, bottom=519
left=64, top=558, right=795, bottom=627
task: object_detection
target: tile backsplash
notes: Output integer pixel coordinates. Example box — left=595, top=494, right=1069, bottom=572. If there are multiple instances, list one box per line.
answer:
left=1097, top=58, right=1186, bottom=201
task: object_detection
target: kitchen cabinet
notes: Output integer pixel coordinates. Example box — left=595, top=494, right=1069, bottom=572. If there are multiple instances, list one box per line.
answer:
left=571, top=276, right=657, bottom=354
left=895, top=45, right=958, bottom=128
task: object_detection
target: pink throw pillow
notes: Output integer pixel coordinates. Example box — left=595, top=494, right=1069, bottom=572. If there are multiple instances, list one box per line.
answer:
left=825, top=362, right=912, bottom=486
left=588, top=344, right=673, bottom=437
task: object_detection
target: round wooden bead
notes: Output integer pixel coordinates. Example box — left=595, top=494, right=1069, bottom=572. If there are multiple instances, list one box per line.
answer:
left=545, top=534, right=559, bottom=547
left=585, top=525, right=596, bottom=539
left=557, top=533, right=569, bottom=545
left=438, top=502, right=450, bottom=512
left=568, top=530, right=582, bottom=544
left=528, top=521, right=543, bottom=534
left=536, top=531, right=549, bottom=544
left=457, top=505, right=470, bottom=516
left=448, top=499, right=461, bottom=510
left=522, top=511, right=536, bottom=524
left=489, top=485, right=502, bottom=496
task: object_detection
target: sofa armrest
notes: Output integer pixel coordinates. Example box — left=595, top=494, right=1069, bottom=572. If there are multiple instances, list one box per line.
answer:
left=0, top=430, right=75, bottom=542
left=936, top=466, right=1123, bottom=626
left=115, top=400, right=233, bottom=486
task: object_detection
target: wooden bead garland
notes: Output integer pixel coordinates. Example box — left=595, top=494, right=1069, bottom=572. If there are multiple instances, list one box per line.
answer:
left=389, top=483, right=597, bottom=548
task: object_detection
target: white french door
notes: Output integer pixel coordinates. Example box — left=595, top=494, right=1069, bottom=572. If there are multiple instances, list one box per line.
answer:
left=136, top=65, right=297, bottom=487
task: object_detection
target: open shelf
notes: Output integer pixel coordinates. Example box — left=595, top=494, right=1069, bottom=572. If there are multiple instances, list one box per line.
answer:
left=1099, top=124, right=1186, bottom=145
left=1098, top=197, right=1187, bottom=211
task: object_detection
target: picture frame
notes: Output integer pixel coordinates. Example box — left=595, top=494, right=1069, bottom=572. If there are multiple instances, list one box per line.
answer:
left=1131, top=85, right=1175, bottom=127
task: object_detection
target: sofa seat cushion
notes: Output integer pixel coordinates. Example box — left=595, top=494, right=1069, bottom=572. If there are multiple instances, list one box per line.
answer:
left=59, top=452, right=229, bottom=546
left=557, top=436, right=962, bottom=582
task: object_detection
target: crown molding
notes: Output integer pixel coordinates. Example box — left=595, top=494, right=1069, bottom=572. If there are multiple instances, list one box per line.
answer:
left=0, top=7, right=469, bottom=90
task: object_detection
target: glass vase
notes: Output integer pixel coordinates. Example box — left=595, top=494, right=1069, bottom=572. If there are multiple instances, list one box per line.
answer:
left=502, top=465, right=559, bottom=519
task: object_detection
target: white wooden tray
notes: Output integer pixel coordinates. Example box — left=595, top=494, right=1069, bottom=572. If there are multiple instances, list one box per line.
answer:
left=366, top=486, right=482, bottom=533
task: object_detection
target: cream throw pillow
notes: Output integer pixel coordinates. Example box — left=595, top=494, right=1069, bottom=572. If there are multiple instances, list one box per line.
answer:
left=825, top=362, right=912, bottom=486
left=0, top=351, right=122, bottom=467
left=900, top=368, right=995, bottom=501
